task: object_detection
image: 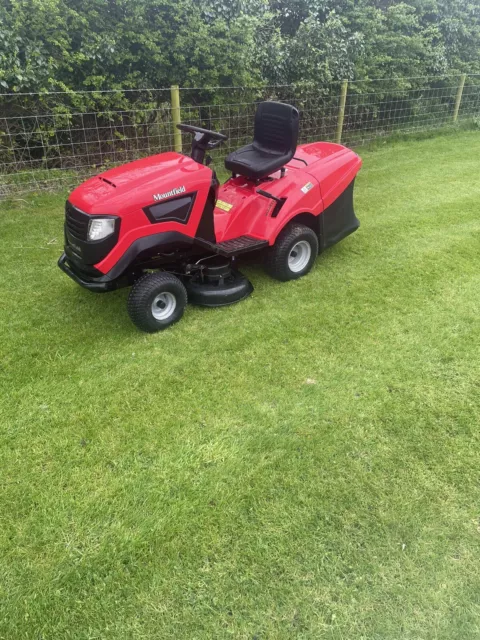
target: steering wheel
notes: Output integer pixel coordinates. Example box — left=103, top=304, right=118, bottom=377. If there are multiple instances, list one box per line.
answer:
left=176, top=123, right=227, bottom=149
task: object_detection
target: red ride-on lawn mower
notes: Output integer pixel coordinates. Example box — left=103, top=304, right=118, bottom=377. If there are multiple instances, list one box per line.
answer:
left=58, top=101, right=362, bottom=332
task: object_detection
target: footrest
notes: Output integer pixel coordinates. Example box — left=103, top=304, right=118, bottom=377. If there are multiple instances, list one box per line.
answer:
left=195, top=235, right=268, bottom=257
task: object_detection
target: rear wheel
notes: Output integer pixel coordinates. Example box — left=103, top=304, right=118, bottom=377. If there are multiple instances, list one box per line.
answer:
left=127, top=272, right=187, bottom=332
left=264, top=223, right=319, bottom=281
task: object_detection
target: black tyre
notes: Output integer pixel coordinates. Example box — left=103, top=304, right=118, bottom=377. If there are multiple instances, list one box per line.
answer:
left=127, top=272, right=187, bottom=333
left=264, top=223, right=319, bottom=281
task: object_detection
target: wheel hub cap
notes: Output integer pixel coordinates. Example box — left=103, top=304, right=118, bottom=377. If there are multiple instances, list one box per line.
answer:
left=288, top=240, right=312, bottom=273
left=151, top=292, right=176, bottom=320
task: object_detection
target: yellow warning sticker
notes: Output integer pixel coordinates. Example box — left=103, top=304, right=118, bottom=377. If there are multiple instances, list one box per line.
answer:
left=215, top=199, right=233, bottom=212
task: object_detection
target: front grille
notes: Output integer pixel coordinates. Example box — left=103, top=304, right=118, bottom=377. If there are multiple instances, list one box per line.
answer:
left=65, top=201, right=89, bottom=240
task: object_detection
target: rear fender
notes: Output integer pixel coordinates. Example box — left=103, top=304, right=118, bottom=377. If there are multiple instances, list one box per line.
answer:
left=270, top=177, right=359, bottom=251
left=277, top=211, right=320, bottom=237
left=265, top=178, right=323, bottom=244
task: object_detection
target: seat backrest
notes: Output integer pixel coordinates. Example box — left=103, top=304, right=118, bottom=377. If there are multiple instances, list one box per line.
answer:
left=253, top=101, right=299, bottom=155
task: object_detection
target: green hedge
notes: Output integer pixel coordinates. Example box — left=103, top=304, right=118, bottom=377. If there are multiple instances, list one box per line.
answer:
left=1, top=0, right=479, bottom=96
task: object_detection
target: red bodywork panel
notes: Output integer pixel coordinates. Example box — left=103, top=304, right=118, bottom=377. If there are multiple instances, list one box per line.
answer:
left=68, top=143, right=361, bottom=275
left=214, top=142, right=361, bottom=243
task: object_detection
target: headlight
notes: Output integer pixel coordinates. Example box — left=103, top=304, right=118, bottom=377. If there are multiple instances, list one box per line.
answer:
left=88, top=217, right=116, bottom=241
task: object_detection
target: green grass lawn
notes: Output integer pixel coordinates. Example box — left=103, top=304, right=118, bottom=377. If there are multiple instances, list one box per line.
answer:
left=1, top=131, right=480, bottom=639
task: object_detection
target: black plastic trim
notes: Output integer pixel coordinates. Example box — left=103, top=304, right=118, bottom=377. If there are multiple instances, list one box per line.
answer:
left=194, top=235, right=268, bottom=257
left=256, top=189, right=286, bottom=218
left=195, top=174, right=218, bottom=243
left=292, top=156, right=308, bottom=166
left=319, top=178, right=359, bottom=252
left=59, top=231, right=198, bottom=291
left=105, top=232, right=195, bottom=281
left=58, top=253, right=119, bottom=292
left=64, top=244, right=104, bottom=278
left=64, top=201, right=120, bottom=265
left=143, top=192, right=197, bottom=225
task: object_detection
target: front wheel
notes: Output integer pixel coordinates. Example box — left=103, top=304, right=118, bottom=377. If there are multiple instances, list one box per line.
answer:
left=264, top=223, right=319, bottom=281
left=127, top=272, right=187, bottom=332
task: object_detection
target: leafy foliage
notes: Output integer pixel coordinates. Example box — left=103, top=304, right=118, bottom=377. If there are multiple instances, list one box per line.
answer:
left=0, top=0, right=479, bottom=95
left=0, top=0, right=479, bottom=181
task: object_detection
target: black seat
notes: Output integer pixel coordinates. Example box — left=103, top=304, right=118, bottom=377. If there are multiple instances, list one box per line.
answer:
left=225, top=101, right=299, bottom=180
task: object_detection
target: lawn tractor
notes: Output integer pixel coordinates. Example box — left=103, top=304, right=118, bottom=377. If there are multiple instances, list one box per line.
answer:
left=58, top=101, right=362, bottom=332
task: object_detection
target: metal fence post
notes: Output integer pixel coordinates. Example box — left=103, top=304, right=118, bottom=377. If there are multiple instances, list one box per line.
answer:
left=170, top=85, right=182, bottom=152
left=335, top=80, right=348, bottom=144
left=453, top=73, right=467, bottom=123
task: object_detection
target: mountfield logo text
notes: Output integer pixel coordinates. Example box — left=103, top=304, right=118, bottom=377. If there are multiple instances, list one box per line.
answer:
left=153, top=186, right=186, bottom=201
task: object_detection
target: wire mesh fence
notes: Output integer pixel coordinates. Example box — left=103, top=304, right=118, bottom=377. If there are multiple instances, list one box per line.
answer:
left=1, top=74, right=479, bottom=197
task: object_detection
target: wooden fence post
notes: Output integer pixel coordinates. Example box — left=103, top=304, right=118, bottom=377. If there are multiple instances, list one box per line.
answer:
left=453, top=73, right=467, bottom=123
left=335, top=80, right=348, bottom=144
left=170, top=85, right=182, bottom=152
